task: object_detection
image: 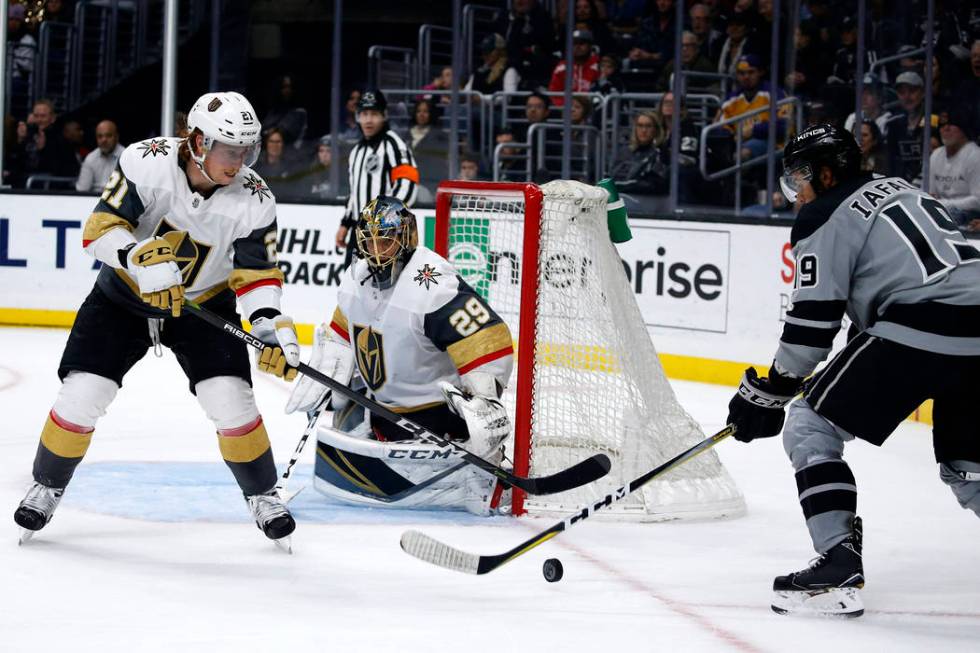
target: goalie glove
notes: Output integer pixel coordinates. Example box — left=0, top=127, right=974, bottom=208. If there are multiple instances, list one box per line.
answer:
left=439, top=380, right=510, bottom=456
left=727, top=366, right=803, bottom=442
left=285, top=323, right=355, bottom=413
left=125, top=232, right=186, bottom=317
left=251, top=315, right=301, bottom=381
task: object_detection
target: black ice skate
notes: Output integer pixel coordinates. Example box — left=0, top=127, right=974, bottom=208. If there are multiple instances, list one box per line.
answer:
left=246, top=490, right=296, bottom=553
left=771, top=516, right=864, bottom=618
left=14, top=482, right=65, bottom=545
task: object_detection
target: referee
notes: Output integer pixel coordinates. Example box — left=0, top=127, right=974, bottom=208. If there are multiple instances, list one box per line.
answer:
left=334, top=89, right=419, bottom=265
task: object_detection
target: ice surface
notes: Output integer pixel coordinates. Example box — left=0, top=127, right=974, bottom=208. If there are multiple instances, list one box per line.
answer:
left=1, top=327, right=977, bottom=652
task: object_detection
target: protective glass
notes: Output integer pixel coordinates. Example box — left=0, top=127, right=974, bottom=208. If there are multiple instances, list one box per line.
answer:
left=207, top=140, right=260, bottom=168
left=779, top=164, right=812, bottom=203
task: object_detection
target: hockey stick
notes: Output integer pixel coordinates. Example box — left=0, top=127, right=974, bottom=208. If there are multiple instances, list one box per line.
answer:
left=184, top=301, right=611, bottom=496
left=400, top=424, right=736, bottom=575
left=275, top=399, right=327, bottom=504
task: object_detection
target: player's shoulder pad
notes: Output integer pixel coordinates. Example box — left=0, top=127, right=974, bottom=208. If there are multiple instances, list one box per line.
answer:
left=791, top=173, right=874, bottom=246
left=390, top=246, right=462, bottom=312
left=118, top=137, right=180, bottom=186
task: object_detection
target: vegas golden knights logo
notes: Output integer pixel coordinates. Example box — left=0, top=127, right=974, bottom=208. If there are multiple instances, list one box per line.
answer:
left=154, top=220, right=212, bottom=288
left=353, top=325, right=387, bottom=391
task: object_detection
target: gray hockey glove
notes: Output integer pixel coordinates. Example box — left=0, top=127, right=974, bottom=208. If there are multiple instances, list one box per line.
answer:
left=727, top=366, right=803, bottom=442
left=285, top=323, right=354, bottom=413
left=439, top=379, right=510, bottom=455
left=251, top=315, right=301, bottom=381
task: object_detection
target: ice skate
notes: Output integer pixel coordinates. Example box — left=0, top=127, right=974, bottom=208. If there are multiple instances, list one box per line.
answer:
left=14, top=482, right=65, bottom=545
left=771, top=516, right=864, bottom=618
left=246, top=489, right=296, bottom=553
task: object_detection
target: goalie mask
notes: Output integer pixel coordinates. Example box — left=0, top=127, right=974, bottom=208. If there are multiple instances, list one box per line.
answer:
left=355, top=196, right=418, bottom=289
left=186, top=91, right=262, bottom=184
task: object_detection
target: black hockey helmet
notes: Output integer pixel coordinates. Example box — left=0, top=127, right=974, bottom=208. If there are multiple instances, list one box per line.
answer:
left=355, top=196, right=418, bottom=289
left=356, top=89, right=388, bottom=114
left=780, top=123, right=861, bottom=201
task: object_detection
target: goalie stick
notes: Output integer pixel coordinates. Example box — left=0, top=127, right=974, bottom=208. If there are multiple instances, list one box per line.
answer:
left=184, top=301, right=611, bottom=496
left=275, top=399, right=328, bottom=504
left=400, top=424, right=736, bottom=575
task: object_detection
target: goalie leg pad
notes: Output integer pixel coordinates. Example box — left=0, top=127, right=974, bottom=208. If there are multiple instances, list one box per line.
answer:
left=939, top=460, right=980, bottom=517
left=783, top=400, right=858, bottom=553
left=313, top=425, right=500, bottom=515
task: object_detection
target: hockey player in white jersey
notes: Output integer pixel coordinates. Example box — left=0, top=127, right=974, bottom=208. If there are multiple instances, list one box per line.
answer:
left=286, top=196, right=515, bottom=514
left=14, top=91, right=301, bottom=547
left=727, top=124, right=980, bottom=617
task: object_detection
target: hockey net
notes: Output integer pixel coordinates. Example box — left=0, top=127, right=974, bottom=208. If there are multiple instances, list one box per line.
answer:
left=434, top=180, right=745, bottom=520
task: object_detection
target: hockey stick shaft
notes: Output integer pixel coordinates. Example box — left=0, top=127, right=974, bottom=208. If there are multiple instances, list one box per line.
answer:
left=401, top=424, right=736, bottom=575
left=184, top=301, right=610, bottom=495
left=276, top=400, right=326, bottom=491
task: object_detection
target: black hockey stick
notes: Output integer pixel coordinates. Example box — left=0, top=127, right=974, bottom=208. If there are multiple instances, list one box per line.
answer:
left=275, top=398, right=328, bottom=503
left=400, top=424, right=736, bottom=575
left=184, top=301, right=611, bottom=496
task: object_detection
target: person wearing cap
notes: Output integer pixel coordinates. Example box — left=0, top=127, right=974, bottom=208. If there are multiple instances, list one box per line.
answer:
left=547, top=29, right=600, bottom=106
left=716, top=12, right=755, bottom=78
left=929, top=109, right=980, bottom=229
left=844, top=74, right=893, bottom=136
left=307, top=135, right=338, bottom=200
left=885, top=71, right=940, bottom=184
left=829, top=15, right=877, bottom=86
left=464, top=33, right=520, bottom=96
left=657, top=30, right=718, bottom=94
left=334, top=89, right=419, bottom=266
left=716, top=54, right=792, bottom=161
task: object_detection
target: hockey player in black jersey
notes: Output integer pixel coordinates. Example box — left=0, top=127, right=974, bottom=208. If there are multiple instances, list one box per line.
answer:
left=14, top=92, right=301, bottom=549
left=727, top=124, right=980, bottom=617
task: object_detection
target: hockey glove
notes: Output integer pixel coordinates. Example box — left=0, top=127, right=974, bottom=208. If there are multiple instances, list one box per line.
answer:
left=440, top=380, right=511, bottom=455
left=727, top=367, right=803, bottom=443
left=251, top=315, right=301, bottom=381
left=285, top=323, right=355, bottom=414
left=126, top=232, right=186, bottom=317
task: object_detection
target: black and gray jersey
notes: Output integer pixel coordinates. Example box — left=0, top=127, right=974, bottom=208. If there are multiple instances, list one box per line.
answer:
left=777, top=173, right=980, bottom=378
left=343, top=128, right=419, bottom=226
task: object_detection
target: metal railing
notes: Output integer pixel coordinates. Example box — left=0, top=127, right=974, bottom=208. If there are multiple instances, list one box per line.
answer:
left=529, top=122, right=602, bottom=183
left=35, top=22, right=74, bottom=113
left=698, top=96, right=803, bottom=214
left=462, top=4, right=500, bottom=79
left=492, top=141, right=532, bottom=182
left=380, top=88, right=487, bottom=156
left=368, top=46, right=417, bottom=90
left=418, top=24, right=453, bottom=89
left=25, top=174, right=77, bottom=190
left=4, top=39, right=36, bottom=120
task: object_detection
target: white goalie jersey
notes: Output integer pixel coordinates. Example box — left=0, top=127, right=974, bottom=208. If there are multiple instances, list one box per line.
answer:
left=328, top=246, right=514, bottom=412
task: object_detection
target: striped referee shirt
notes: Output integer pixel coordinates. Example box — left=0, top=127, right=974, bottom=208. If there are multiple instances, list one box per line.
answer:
left=342, top=126, right=419, bottom=226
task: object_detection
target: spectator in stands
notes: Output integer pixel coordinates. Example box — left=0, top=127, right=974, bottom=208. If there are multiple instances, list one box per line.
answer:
left=496, top=0, right=556, bottom=90
left=955, top=40, right=980, bottom=134
left=656, top=91, right=701, bottom=202
left=657, top=31, right=718, bottom=93
left=858, top=119, right=888, bottom=175
left=307, top=135, right=336, bottom=201
left=514, top=90, right=551, bottom=142
left=559, top=0, right=615, bottom=57
left=458, top=153, right=482, bottom=181
left=830, top=17, right=875, bottom=86
left=784, top=21, right=832, bottom=101
left=844, top=74, right=892, bottom=136
left=591, top=54, right=624, bottom=95
left=407, top=99, right=450, bottom=195
left=262, top=75, right=307, bottom=146
left=629, top=0, right=676, bottom=71
left=690, top=3, right=724, bottom=64
left=570, top=95, right=593, bottom=126
left=611, top=111, right=667, bottom=195
left=466, top=34, right=520, bottom=96
left=548, top=29, right=600, bottom=105
left=76, top=119, right=123, bottom=192
left=716, top=55, right=791, bottom=162
left=253, top=127, right=297, bottom=196
left=423, top=66, right=455, bottom=105
left=605, top=0, right=646, bottom=39
left=339, top=89, right=362, bottom=142
left=930, top=109, right=980, bottom=229
left=8, top=4, right=36, bottom=102
left=494, top=130, right=523, bottom=180
left=802, top=0, right=837, bottom=50
left=885, top=71, right=939, bottom=184
left=716, top=13, right=753, bottom=78
left=43, top=0, right=72, bottom=24
left=14, top=98, right=79, bottom=186
left=62, top=119, right=86, bottom=169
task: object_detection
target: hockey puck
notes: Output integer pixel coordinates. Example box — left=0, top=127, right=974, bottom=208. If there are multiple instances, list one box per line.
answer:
left=542, top=558, right=564, bottom=583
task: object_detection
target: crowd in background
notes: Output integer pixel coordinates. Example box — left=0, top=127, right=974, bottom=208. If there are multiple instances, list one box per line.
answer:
left=3, top=0, right=980, bottom=224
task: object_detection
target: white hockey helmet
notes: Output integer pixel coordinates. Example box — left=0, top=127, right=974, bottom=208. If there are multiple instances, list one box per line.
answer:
left=186, top=91, right=262, bottom=177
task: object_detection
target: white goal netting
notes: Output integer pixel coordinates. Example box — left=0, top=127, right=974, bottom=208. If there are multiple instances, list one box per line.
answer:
left=438, top=180, right=745, bottom=521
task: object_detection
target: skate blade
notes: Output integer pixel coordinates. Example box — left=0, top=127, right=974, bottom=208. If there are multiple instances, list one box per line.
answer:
left=18, top=528, right=35, bottom=545
left=273, top=536, right=293, bottom=555
left=772, top=587, right=864, bottom=618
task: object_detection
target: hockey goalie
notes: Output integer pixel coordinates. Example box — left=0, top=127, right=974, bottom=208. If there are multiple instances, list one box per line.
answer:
left=285, top=196, right=515, bottom=515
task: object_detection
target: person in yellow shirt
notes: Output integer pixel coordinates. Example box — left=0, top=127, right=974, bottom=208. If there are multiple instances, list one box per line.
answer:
left=716, top=54, right=793, bottom=162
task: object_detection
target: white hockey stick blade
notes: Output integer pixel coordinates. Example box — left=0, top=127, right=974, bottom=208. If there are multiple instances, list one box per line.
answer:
left=279, top=485, right=306, bottom=505
left=771, top=586, right=864, bottom=618
left=401, top=530, right=479, bottom=575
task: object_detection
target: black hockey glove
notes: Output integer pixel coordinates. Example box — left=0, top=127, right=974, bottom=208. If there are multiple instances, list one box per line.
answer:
left=727, top=367, right=803, bottom=443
